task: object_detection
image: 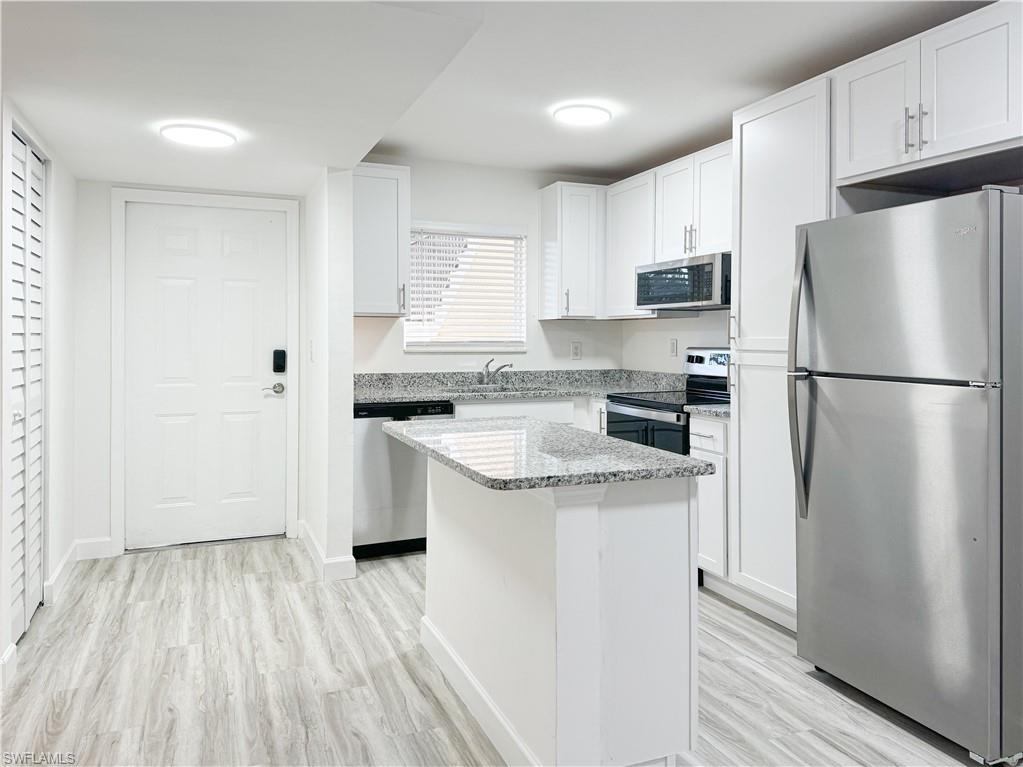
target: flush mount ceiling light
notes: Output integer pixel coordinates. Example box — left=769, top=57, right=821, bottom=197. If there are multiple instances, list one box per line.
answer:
left=552, top=104, right=613, bottom=127
left=159, top=123, right=237, bottom=148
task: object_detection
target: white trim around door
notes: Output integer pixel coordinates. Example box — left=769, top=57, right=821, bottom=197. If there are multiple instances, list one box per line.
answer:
left=110, top=188, right=300, bottom=555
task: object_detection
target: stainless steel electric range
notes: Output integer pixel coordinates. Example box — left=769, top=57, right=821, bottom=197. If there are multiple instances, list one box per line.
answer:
left=605, top=347, right=729, bottom=455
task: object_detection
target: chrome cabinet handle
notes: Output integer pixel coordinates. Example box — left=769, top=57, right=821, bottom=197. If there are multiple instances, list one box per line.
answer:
left=690, top=431, right=715, bottom=439
left=599, top=407, right=605, bottom=434
left=690, top=226, right=697, bottom=253
left=683, top=225, right=690, bottom=253
left=904, top=106, right=916, bottom=154
left=262, top=383, right=285, bottom=395
left=399, top=283, right=406, bottom=313
left=918, top=102, right=928, bottom=147
left=564, top=289, right=570, bottom=314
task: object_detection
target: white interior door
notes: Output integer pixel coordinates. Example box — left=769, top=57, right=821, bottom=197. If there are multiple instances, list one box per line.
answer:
left=5, top=131, right=45, bottom=641
left=125, top=202, right=288, bottom=549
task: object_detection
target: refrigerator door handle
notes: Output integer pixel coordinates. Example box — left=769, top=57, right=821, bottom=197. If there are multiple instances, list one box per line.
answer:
left=789, top=227, right=810, bottom=519
left=788, top=371, right=810, bottom=520
left=789, top=227, right=808, bottom=372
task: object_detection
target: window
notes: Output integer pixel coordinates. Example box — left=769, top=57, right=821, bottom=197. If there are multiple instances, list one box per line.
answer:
left=404, top=226, right=527, bottom=351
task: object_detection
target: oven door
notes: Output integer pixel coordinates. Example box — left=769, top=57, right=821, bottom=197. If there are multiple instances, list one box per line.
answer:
left=636, top=253, right=724, bottom=310
left=605, top=402, right=687, bottom=454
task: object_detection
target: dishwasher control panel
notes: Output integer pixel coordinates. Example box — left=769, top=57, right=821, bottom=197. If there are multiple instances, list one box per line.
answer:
left=354, top=400, right=455, bottom=419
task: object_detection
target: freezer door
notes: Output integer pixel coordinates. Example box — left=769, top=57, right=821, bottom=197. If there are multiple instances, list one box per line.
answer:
left=795, top=375, right=1001, bottom=756
left=797, top=190, right=1000, bottom=381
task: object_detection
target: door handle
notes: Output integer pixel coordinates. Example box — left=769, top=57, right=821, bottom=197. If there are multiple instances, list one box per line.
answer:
left=904, top=106, right=916, bottom=154
left=918, top=102, right=928, bottom=148
left=399, top=283, right=407, bottom=313
left=789, top=228, right=811, bottom=520
left=564, top=289, right=570, bottom=315
left=262, top=383, right=285, bottom=395
left=788, top=371, right=810, bottom=520
left=12, top=410, right=24, bottom=423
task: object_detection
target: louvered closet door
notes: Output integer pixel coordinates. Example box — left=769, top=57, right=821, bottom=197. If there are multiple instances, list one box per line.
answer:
left=6, top=132, right=45, bottom=641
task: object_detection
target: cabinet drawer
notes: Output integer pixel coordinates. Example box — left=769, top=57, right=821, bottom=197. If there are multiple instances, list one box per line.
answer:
left=689, top=417, right=727, bottom=453
left=455, top=399, right=575, bottom=424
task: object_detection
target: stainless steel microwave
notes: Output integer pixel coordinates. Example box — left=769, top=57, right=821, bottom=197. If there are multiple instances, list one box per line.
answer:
left=635, top=253, right=731, bottom=311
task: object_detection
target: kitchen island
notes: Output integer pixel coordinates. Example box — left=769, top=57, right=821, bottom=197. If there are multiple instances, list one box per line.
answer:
left=383, top=417, right=714, bottom=767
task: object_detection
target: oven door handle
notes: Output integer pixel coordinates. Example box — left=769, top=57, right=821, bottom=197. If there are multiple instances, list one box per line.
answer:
left=606, top=401, right=683, bottom=424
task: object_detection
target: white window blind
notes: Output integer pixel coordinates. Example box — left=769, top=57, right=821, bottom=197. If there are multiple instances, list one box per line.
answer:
left=405, top=227, right=527, bottom=351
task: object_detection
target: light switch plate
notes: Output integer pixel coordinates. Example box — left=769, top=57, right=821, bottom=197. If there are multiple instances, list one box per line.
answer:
left=669, top=338, right=678, bottom=357
left=570, top=340, right=582, bottom=360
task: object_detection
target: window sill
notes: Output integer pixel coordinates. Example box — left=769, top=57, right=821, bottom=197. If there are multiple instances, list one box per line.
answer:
left=402, top=346, right=528, bottom=354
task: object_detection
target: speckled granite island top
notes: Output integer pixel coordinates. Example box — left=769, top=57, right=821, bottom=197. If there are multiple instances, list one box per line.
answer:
left=383, top=416, right=714, bottom=491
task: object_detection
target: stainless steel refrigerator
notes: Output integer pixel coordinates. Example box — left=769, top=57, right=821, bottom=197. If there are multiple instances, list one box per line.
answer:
left=789, top=187, right=1022, bottom=764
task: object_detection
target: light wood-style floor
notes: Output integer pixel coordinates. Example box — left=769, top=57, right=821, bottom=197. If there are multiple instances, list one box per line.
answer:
left=2, top=538, right=972, bottom=767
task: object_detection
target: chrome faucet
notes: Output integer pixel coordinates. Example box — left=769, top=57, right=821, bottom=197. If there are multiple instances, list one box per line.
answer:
left=482, top=358, right=513, bottom=385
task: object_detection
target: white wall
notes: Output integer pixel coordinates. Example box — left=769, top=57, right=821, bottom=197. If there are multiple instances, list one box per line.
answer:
left=73, top=181, right=113, bottom=550
left=299, top=169, right=356, bottom=579
left=355, top=155, right=624, bottom=373
left=300, top=170, right=328, bottom=557
left=44, top=153, right=78, bottom=596
left=621, top=313, right=729, bottom=373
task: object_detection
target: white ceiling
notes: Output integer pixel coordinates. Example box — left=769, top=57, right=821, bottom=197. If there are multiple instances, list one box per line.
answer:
left=372, top=1, right=988, bottom=178
left=1, top=2, right=481, bottom=194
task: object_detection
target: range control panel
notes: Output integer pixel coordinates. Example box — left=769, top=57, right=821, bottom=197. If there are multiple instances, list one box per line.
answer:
left=683, top=347, right=730, bottom=378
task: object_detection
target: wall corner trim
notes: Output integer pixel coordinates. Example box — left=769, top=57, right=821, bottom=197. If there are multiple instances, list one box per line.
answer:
left=42, top=541, right=78, bottom=603
left=299, top=520, right=357, bottom=581
left=0, top=642, right=18, bottom=689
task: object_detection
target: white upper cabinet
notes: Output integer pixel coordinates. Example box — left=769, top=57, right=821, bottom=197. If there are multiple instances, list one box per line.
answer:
left=920, top=1, right=1022, bottom=159
left=654, top=140, right=733, bottom=262
left=605, top=170, right=656, bottom=318
left=539, top=182, right=603, bottom=319
left=834, top=1, right=1021, bottom=180
left=733, top=78, right=830, bottom=351
left=353, top=163, right=411, bottom=316
left=692, top=140, right=733, bottom=256
left=654, top=155, right=694, bottom=262
left=835, top=41, right=922, bottom=178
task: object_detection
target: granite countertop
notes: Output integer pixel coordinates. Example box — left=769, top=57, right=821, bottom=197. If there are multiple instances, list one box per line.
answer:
left=684, top=403, right=731, bottom=419
left=383, top=416, right=715, bottom=491
left=354, top=369, right=685, bottom=405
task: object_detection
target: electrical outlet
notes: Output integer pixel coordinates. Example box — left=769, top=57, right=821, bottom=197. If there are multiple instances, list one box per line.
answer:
left=669, top=338, right=678, bottom=357
left=570, top=340, right=582, bottom=360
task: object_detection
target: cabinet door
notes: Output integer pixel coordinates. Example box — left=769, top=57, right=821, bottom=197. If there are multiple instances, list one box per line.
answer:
left=727, top=362, right=796, bottom=610
left=654, top=156, right=694, bottom=262
left=605, top=171, right=656, bottom=317
left=353, top=164, right=411, bottom=316
left=834, top=41, right=921, bottom=179
left=920, top=2, right=1022, bottom=159
left=733, top=78, right=829, bottom=352
left=691, top=447, right=727, bottom=578
left=692, top=141, right=733, bottom=256
left=560, top=184, right=600, bottom=317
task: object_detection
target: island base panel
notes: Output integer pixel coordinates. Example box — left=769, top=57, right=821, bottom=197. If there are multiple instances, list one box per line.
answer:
left=421, top=459, right=699, bottom=766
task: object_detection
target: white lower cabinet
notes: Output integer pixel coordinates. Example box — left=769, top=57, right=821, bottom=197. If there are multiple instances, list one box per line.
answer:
left=690, top=415, right=727, bottom=578
left=454, top=399, right=575, bottom=423
left=589, top=397, right=606, bottom=434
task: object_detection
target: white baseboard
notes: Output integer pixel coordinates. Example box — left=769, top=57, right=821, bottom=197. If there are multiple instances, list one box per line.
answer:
left=299, top=520, right=357, bottom=581
left=75, top=536, right=119, bottom=560
left=702, top=573, right=797, bottom=632
left=0, top=642, right=17, bottom=689
left=43, top=541, right=77, bottom=603
left=420, top=616, right=540, bottom=767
